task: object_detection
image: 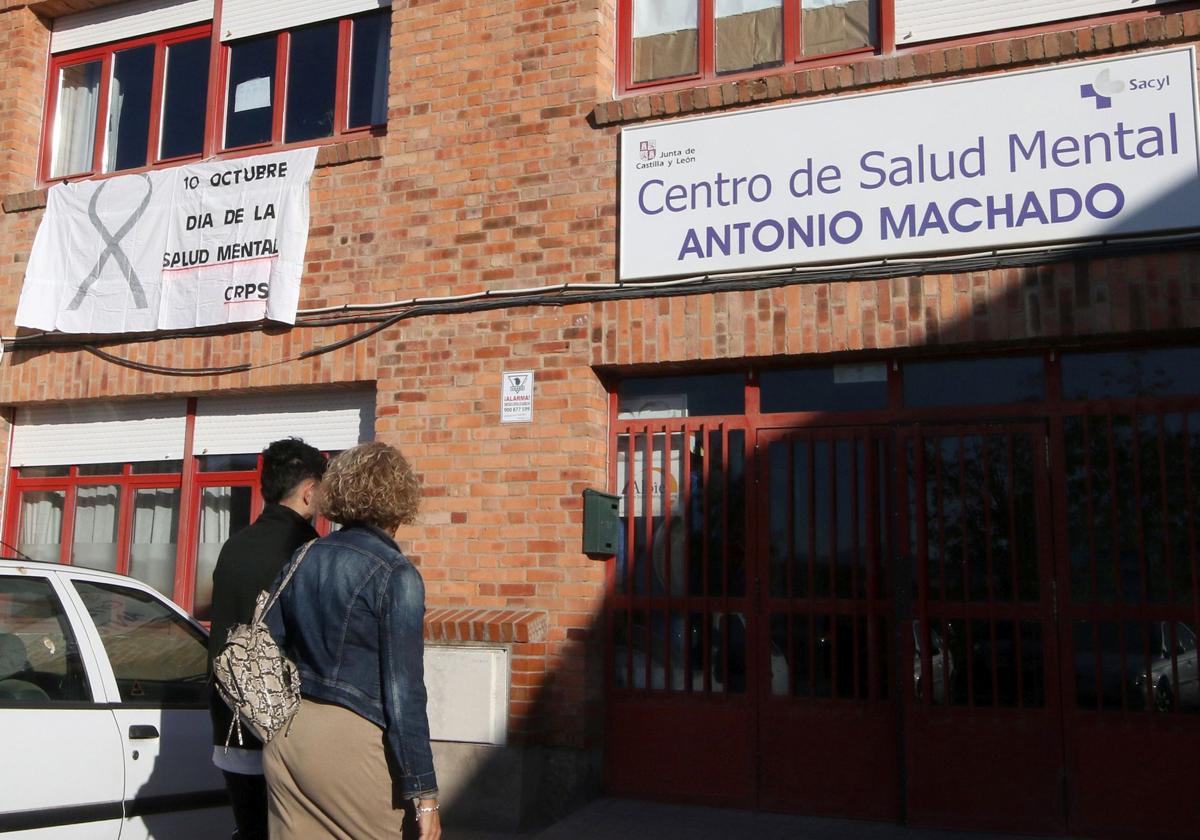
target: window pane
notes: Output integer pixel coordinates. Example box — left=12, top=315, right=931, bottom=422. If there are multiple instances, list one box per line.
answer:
left=128, top=488, right=180, bottom=597
left=904, top=357, right=1045, bottom=407
left=632, top=0, right=698, bottom=83
left=73, top=581, right=208, bottom=706
left=77, top=463, right=123, bottom=476
left=199, top=453, right=259, bottom=472
left=50, top=60, right=102, bottom=178
left=716, top=0, right=782, bottom=75
left=193, top=486, right=254, bottom=622
left=348, top=11, right=391, bottom=128
left=1062, top=347, right=1200, bottom=400
left=802, top=0, right=875, bottom=57
left=17, top=491, right=65, bottom=564
left=285, top=21, right=339, bottom=143
left=761, top=364, right=888, bottom=412
left=130, top=459, right=183, bottom=475
left=105, top=44, right=155, bottom=172
left=618, top=373, right=744, bottom=418
left=72, top=484, right=120, bottom=573
left=225, top=35, right=277, bottom=148
left=18, top=466, right=69, bottom=478
left=160, top=37, right=210, bottom=159
left=0, top=577, right=91, bottom=703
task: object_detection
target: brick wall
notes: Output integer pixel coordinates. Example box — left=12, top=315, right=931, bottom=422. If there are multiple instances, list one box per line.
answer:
left=3, top=0, right=1200, bottom=755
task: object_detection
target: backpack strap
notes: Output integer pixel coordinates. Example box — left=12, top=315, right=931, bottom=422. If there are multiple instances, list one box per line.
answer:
left=254, top=539, right=317, bottom=622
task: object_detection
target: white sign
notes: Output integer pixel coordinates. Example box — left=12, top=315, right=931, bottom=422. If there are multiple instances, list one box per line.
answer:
left=16, top=148, right=317, bottom=333
left=620, top=48, right=1200, bottom=280
left=501, top=370, right=534, bottom=423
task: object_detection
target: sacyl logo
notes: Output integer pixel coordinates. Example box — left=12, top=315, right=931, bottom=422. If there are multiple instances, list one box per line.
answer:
left=1080, top=68, right=1126, bottom=110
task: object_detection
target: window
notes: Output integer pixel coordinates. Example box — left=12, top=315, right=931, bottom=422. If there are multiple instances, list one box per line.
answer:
left=222, top=11, right=390, bottom=150
left=1062, top=347, right=1200, bottom=401
left=42, top=9, right=391, bottom=181
left=0, top=577, right=91, bottom=704
left=6, top=392, right=373, bottom=615
left=904, top=356, right=1045, bottom=407
left=761, top=363, right=888, bottom=412
left=47, top=25, right=212, bottom=179
left=623, top=0, right=877, bottom=90
left=12, top=462, right=185, bottom=594
left=74, top=580, right=208, bottom=706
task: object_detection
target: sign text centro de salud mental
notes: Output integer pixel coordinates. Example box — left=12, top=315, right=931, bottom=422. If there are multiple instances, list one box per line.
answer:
left=619, top=48, right=1200, bottom=281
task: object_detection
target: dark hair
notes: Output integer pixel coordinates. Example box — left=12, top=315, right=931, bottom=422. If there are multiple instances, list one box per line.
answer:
left=261, top=438, right=327, bottom=504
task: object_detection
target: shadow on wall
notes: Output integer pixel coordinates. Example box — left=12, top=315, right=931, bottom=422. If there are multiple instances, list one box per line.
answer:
left=426, top=170, right=1200, bottom=833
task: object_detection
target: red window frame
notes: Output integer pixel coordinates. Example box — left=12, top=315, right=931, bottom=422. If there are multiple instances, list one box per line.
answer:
left=38, top=10, right=389, bottom=185
left=1, top=399, right=337, bottom=617
left=617, top=0, right=896, bottom=95
left=40, top=23, right=213, bottom=181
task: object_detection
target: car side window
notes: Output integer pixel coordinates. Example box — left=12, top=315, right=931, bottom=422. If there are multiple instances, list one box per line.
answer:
left=72, top=580, right=208, bottom=706
left=0, top=576, right=91, bottom=704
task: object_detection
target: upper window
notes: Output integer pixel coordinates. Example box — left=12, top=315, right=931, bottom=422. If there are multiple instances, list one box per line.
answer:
left=223, top=11, right=390, bottom=151
left=623, top=0, right=877, bottom=90
left=48, top=25, right=211, bottom=179
left=42, top=9, right=390, bottom=182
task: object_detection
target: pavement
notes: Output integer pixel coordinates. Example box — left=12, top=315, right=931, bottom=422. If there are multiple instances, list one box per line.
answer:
left=451, top=798, right=1069, bottom=840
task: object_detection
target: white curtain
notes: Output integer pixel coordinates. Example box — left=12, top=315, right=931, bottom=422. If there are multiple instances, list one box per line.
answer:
left=192, top=487, right=233, bottom=620
left=128, top=488, right=180, bottom=596
left=103, top=70, right=125, bottom=173
left=51, top=62, right=101, bottom=178
left=18, top=492, right=65, bottom=564
left=71, top=485, right=119, bottom=572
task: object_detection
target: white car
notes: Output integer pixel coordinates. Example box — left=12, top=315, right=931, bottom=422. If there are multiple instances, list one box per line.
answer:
left=0, top=557, right=232, bottom=838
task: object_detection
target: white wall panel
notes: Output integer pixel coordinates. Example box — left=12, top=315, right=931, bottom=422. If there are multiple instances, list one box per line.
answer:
left=192, top=390, right=375, bottom=456
left=51, top=0, right=213, bottom=54
left=425, top=646, right=509, bottom=745
left=895, top=0, right=1175, bottom=45
left=12, top=401, right=187, bottom=466
left=220, top=0, right=389, bottom=42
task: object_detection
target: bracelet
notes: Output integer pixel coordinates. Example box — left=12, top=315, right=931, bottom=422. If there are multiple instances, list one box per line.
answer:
left=416, top=803, right=439, bottom=815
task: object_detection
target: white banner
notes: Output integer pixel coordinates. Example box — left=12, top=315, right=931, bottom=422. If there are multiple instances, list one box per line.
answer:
left=620, top=48, right=1200, bottom=280
left=17, top=148, right=317, bottom=333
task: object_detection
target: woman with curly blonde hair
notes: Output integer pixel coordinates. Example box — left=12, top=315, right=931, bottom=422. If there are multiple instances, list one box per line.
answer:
left=264, top=442, right=441, bottom=839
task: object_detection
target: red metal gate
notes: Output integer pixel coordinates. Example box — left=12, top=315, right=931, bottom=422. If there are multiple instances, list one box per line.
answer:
left=756, top=426, right=898, bottom=818
left=1056, top=407, right=1200, bottom=838
left=897, top=423, right=1067, bottom=834
left=605, top=418, right=754, bottom=806
left=605, top=382, right=1200, bottom=837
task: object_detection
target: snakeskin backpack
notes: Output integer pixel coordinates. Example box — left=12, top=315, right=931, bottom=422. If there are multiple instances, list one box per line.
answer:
left=212, top=540, right=315, bottom=749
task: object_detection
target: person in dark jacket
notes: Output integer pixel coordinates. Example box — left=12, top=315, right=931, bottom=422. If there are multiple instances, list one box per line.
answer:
left=264, top=441, right=441, bottom=840
left=207, top=438, right=327, bottom=840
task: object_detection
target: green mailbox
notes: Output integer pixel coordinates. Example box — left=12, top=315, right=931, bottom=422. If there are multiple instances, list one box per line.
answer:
left=582, top=488, right=621, bottom=556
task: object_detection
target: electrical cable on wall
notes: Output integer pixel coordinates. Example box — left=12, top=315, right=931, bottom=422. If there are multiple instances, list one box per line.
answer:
left=6, top=229, right=1200, bottom=377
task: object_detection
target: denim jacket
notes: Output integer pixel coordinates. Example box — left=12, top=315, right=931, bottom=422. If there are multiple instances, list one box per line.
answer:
left=266, top=524, right=438, bottom=799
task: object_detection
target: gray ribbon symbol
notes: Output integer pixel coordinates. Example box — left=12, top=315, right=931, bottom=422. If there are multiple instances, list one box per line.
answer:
left=67, top=174, right=154, bottom=311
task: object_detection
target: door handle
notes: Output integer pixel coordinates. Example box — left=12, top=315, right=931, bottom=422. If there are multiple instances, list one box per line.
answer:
left=129, top=725, right=160, bottom=740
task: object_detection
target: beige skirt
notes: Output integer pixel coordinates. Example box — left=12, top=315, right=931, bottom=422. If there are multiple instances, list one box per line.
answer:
left=264, top=697, right=411, bottom=840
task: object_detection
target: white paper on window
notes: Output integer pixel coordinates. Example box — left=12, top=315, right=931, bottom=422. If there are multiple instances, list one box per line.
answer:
left=716, top=0, right=782, bottom=17
left=633, top=0, right=698, bottom=37
left=234, top=77, right=272, bottom=112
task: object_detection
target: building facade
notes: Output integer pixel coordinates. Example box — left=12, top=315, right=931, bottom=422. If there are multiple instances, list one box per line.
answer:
left=2, top=0, right=1200, bottom=835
